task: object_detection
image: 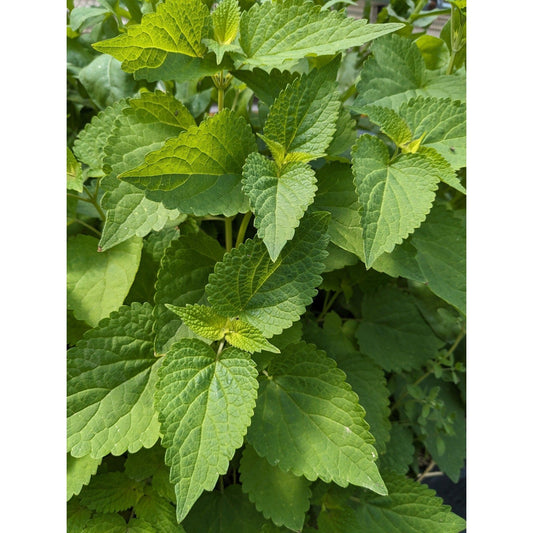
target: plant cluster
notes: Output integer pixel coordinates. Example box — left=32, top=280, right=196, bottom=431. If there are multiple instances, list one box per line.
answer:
left=67, top=1, right=467, bottom=531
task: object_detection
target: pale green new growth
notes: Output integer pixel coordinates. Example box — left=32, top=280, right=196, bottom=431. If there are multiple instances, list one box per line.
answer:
left=99, top=91, right=195, bottom=251
left=358, top=106, right=412, bottom=147
left=166, top=303, right=280, bottom=353
left=67, top=303, right=161, bottom=458
left=67, top=453, right=102, bottom=500
left=350, top=471, right=466, bottom=532
left=67, top=147, right=84, bottom=192
left=356, top=286, right=444, bottom=372
left=155, top=339, right=258, bottom=522
left=240, top=445, right=312, bottom=531
left=212, top=0, right=240, bottom=44
left=67, top=234, right=143, bottom=327
left=93, top=0, right=212, bottom=72
left=247, top=342, right=387, bottom=494
left=351, top=134, right=439, bottom=267
left=120, top=110, right=257, bottom=214
left=263, top=60, right=341, bottom=164
left=153, top=231, right=225, bottom=354
left=206, top=211, right=330, bottom=337
left=242, top=153, right=317, bottom=261
left=239, top=0, right=403, bottom=68
left=354, top=34, right=465, bottom=110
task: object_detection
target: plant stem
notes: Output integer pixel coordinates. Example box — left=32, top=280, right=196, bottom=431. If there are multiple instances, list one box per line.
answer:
left=83, top=184, right=106, bottom=221
left=224, top=217, right=233, bottom=252
left=218, top=85, right=225, bottom=112
left=408, top=0, right=427, bottom=22
left=70, top=218, right=102, bottom=236
left=317, top=291, right=341, bottom=322
left=235, top=212, right=252, bottom=247
left=67, top=193, right=93, bottom=203
left=417, top=460, right=436, bottom=481
left=219, top=476, right=224, bottom=493
left=446, top=50, right=457, bottom=75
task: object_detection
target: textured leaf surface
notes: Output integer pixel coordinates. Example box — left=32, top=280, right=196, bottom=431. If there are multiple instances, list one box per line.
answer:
left=206, top=211, right=329, bottom=337
left=99, top=91, right=194, bottom=251
left=350, top=470, right=466, bottom=532
left=73, top=99, right=128, bottom=177
left=83, top=514, right=156, bottom=533
left=154, top=231, right=224, bottom=354
left=351, top=134, right=439, bottom=267
left=67, top=147, right=84, bottom=192
left=167, top=303, right=280, bottom=353
left=400, top=97, right=466, bottom=170
left=232, top=68, right=299, bottom=106
left=379, top=422, right=415, bottom=475
left=155, top=339, right=258, bottom=521
left=372, top=206, right=466, bottom=314
left=78, top=471, right=144, bottom=513
left=67, top=498, right=92, bottom=533
left=354, top=34, right=465, bottom=110
left=262, top=60, right=340, bottom=163
left=358, top=106, right=412, bottom=147
left=67, top=453, right=102, bottom=500
left=182, top=485, right=267, bottom=533
left=67, top=303, right=161, bottom=457
left=240, top=445, right=311, bottom=531
left=93, top=0, right=212, bottom=72
left=239, top=0, right=402, bottom=68
left=121, top=110, right=256, bottom=216
left=243, top=153, right=317, bottom=260
left=67, top=235, right=143, bottom=327
left=212, top=0, right=240, bottom=44
left=304, top=313, right=391, bottom=454
left=356, top=286, right=444, bottom=372
left=247, top=342, right=386, bottom=494
left=134, top=486, right=185, bottom=533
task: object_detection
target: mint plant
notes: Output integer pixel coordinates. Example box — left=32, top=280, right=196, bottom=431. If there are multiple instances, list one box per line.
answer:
left=67, top=1, right=467, bottom=531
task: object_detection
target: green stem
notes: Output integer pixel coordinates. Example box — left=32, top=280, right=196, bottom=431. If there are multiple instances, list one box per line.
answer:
left=83, top=184, right=106, bottom=222
left=224, top=217, right=233, bottom=252
left=446, top=49, right=457, bottom=75
left=218, top=85, right=225, bottom=112
left=67, top=193, right=93, bottom=203
left=235, top=212, right=252, bottom=247
left=218, top=476, right=224, bottom=493
left=70, top=218, right=102, bottom=236
left=411, top=8, right=451, bottom=20
left=408, top=0, right=427, bottom=22
left=317, top=291, right=341, bottom=322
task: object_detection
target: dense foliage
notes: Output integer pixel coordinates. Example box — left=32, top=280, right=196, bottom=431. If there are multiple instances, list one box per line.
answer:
left=67, top=1, right=467, bottom=531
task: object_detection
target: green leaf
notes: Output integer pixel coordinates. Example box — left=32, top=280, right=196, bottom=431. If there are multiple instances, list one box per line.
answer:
left=67, top=147, right=84, bottom=192
left=77, top=54, right=137, bottom=110
left=304, top=313, right=391, bottom=454
left=73, top=99, right=129, bottom=178
left=356, top=286, right=444, bottom=372
left=154, top=231, right=225, bottom=354
left=359, top=106, right=412, bottom=147
left=78, top=471, right=144, bottom=513
left=247, top=341, right=386, bottom=495
left=206, top=211, right=330, bottom=337
left=155, top=339, right=258, bottom=522
left=379, top=422, right=415, bottom=475
left=83, top=514, right=157, bottom=533
left=232, top=68, right=299, bottom=106
left=134, top=486, right=185, bottom=533
left=67, top=453, right=102, bottom=500
left=121, top=110, right=256, bottom=216
left=262, top=60, right=341, bottom=163
left=239, top=0, right=403, bottom=69
left=351, top=134, right=439, bottom=267
left=182, top=484, right=268, bottom=533
left=167, top=304, right=280, bottom=353
left=67, top=235, right=143, bottom=327
left=93, top=0, right=212, bottom=72
left=69, top=6, right=110, bottom=32
left=349, top=470, right=466, bottom=532
left=327, top=106, right=358, bottom=159
left=240, top=445, right=311, bottom=531
left=67, top=498, right=92, bottom=533
left=99, top=91, right=194, bottom=251
left=415, top=35, right=450, bottom=70
left=354, top=34, right=465, bottom=110
left=400, top=97, right=466, bottom=170
left=212, top=0, right=240, bottom=44
left=125, top=442, right=167, bottom=481
left=311, top=162, right=363, bottom=257
left=67, top=303, right=161, bottom=458
left=242, top=153, right=317, bottom=261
